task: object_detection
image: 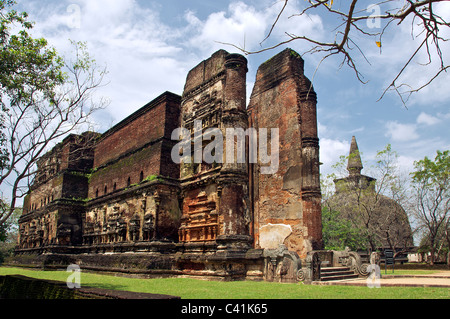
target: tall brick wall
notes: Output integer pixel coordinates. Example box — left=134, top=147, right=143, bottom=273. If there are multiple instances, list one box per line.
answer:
left=248, top=48, right=322, bottom=259
left=93, top=92, right=180, bottom=168
left=179, top=50, right=251, bottom=247
left=83, top=91, right=182, bottom=245
left=89, top=92, right=181, bottom=199
left=18, top=49, right=323, bottom=266
left=88, top=143, right=163, bottom=199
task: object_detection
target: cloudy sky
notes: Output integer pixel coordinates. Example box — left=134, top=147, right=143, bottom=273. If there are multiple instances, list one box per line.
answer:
left=15, top=0, right=450, bottom=178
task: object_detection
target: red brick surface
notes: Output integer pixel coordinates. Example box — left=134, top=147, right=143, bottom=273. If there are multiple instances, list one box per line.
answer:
left=248, top=49, right=322, bottom=258
left=94, top=93, right=180, bottom=168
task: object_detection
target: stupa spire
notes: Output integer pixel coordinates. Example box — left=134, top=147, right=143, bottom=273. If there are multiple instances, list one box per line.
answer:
left=347, top=136, right=363, bottom=176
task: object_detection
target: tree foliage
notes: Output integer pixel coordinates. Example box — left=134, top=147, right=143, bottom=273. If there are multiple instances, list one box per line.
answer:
left=410, top=150, right=449, bottom=264
left=323, top=144, right=413, bottom=251
left=0, top=0, right=107, bottom=229
left=321, top=206, right=367, bottom=251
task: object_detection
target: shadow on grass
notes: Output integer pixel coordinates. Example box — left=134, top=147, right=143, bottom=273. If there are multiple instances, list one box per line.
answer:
left=80, top=282, right=129, bottom=291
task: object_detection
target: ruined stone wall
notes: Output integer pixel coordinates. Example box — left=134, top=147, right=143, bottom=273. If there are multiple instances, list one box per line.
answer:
left=83, top=92, right=182, bottom=246
left=18, top=208, right=58, bottom=249
left=19, top=172, right=88, bottom=249
left=18, top=92, right=182, bottom=252
left=84, top=182, right=181, bottom=245
left=88, top=92, right=181, bottom=200
left=17, top=49, right=323, bottom=280
left=248, top=48, right=322, bottom=259
left=18, top=134, right=96, bottom=250
left=93, top=92, right=180, bottom=168
left=23, top=175, right=63, bottom=214
left=178, top=50, right=251, bottom=246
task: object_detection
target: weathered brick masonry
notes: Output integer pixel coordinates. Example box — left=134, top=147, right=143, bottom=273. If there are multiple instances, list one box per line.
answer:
left=16, top=49, right=322, bottom=282
left=248, top=49, right=322, bottom=259
left=84, top=92, right=182, bottom=245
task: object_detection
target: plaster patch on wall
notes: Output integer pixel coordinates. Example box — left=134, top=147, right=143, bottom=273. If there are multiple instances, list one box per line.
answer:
left=259, top=223, right=292, bottom=249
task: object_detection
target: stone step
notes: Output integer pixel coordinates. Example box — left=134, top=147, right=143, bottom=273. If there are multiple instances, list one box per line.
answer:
left=319, top=267, right=359, bottom=282
left=321, top=267, right=351, bottom=273
left=319, top=273, right=360, bottom=281
left=321, top=270, right=355, bottom=277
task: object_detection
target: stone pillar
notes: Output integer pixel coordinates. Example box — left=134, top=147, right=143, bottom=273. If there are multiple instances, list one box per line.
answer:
left=224, top=53, right=247, bottom=111
left=216, top=53, right=252, bottom=252
left=222, top=53, right=249, bottom=174
left=299, top=86, right=323, bottom=251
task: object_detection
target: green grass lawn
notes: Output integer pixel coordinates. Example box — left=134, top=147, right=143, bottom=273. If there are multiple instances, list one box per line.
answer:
left=0, top=267, right=448, bottom=299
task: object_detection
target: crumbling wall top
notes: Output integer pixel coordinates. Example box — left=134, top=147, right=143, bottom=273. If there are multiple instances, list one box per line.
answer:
left=249, top=48, right=306, bottom=100
left=183, top=50, right=247, bottom=99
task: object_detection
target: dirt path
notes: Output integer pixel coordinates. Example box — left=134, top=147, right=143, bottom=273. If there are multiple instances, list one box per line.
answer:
left=314, top=271, right=450, bottom=289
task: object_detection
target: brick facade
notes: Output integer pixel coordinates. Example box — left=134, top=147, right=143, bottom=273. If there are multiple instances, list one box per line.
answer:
left=84, top=92, right=181, bottom=245
left=248, top=49, right=322, bottom=259
left=19, top=132, right=98, bottom=249
left=16, top=49, right=323, bottom=281
left=178, top=50, right=251, bottom=251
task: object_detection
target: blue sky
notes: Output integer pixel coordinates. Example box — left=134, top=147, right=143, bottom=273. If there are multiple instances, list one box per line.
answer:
left=15, top=0, right=450, bottom=178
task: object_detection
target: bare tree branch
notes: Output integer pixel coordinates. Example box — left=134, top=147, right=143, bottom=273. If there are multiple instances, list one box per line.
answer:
left=0, top=39, right=108, bottom=227
left=224, top=0, right=450, bottom=105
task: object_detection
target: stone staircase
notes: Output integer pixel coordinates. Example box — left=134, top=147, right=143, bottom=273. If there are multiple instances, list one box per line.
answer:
left=319, top=266, right=359, bottom=282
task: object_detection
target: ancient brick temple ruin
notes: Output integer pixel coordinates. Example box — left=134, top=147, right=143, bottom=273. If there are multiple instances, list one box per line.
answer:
left=15, top=49, right=327, bottom=282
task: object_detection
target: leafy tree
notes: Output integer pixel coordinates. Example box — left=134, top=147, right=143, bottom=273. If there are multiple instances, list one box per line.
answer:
left=417, top=227, right=449, bottom=264
left=323, top=143, right=413, bottom=251
left=321, top=206, right=367, bottom=251
left=0, top=0, right=107, bottom=228
left=0, top=198, right=20, bottom=263
left=410, top=150, right=449, bottom=265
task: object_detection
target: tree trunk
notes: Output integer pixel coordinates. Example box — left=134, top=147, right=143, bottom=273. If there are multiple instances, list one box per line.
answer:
left=447, top=251, right=450, bottom=269
left=429, top=245, right=435, bottom=265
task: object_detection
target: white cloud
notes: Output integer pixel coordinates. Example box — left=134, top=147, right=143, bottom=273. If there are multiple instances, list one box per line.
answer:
left=273, top=1, right=324, bottom=40
left=22, top=0, right=194, bottom=130
left=319, top=138, right=350, bottom=176
left=416, top=112, right=441, bottom=126
left=348, top=127, right=365, bottom=134
left=185, top=2, right=268, bottom=54
left=20, top=0, right=324, bottom=131
left=397, top=155, right=417, bottom=173
left=385, top=121, right=419, bottom=142
left=318, top=121, right=328, bottom=136
left=185, top=1, right=323, bottom=55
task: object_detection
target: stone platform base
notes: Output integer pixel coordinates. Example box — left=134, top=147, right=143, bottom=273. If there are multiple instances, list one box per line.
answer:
left=10, top=241, right=305, bottom=283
